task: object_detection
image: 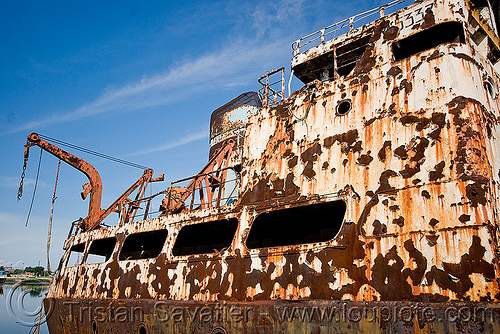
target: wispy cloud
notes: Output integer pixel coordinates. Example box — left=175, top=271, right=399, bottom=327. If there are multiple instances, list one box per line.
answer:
left=250, top=0, right=306, bottom=37
left=0, top=259, right=24, bottom=267
left=6, top=38, right=287, bottom=135
left=0, top=212, right=29, bottom=227
left=125, top=127, right=209, bottom=157
left=0, top=176, right=47, bottom=189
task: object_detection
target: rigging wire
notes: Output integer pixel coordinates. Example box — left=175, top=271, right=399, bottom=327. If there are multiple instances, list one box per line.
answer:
left=25, top=148, right=42, bottom=227
left=38, top=134, right=150, bottom=170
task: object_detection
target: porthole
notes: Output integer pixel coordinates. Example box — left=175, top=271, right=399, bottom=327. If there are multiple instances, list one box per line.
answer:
left=336, top=99, right=352, bottom=115
left=137, top=323, right=148, bottom=334
left=211, top=327, right=227, bottom=334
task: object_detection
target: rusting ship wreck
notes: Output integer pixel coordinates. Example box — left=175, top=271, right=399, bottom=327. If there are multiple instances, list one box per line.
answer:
left=25, top=0, right=500, bottom=332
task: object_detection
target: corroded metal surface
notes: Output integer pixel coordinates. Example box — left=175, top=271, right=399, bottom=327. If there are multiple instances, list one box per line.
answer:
left=43, top=298, right=500, bottom=333
left=209, top=92, right=261, bottom=160
left=44, top=0, right=500, bottom=333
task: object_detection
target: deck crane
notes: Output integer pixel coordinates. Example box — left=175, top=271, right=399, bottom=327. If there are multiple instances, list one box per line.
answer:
left=22, top=132, right=163, bottom=231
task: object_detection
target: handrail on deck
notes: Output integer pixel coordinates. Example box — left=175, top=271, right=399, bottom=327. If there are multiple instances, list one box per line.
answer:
left=292, top=0, right=415, bottom=56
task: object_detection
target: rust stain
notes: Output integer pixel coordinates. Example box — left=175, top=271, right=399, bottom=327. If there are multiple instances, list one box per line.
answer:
left=41, top=0, right=500, bottom=333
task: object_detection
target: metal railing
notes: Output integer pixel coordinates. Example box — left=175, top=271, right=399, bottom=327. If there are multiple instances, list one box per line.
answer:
left=167, top=168, right=240, bottom=210
left=161, top=140, right=240, bottom=214
left=116, top=189, right=167, bottom=223
left=292, top=0, right=414, bottom=56
left=258, top=67, right=285, bottom=108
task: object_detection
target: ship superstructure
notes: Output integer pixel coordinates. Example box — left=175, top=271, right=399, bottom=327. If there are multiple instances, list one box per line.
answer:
left=33, top=0, right=500, bottom=333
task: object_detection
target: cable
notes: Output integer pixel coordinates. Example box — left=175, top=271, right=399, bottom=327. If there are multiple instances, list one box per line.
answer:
left=25, top=148, right=42, bottom=227
left=38, top=134, right=149, bottom=170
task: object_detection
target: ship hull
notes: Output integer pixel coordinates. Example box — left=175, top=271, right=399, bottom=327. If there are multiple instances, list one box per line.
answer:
left=41, top=0, right=500, bottom=333
left=44, top=298, right=500, bottom=334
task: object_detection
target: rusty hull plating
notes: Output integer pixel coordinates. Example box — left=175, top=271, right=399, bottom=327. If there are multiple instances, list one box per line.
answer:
left=43, top=0, right=500, bottom=333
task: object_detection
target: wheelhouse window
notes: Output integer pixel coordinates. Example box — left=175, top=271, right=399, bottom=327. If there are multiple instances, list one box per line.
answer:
left=292, top=34, right=372, bottom=83
left=336, top=35, right=372, bottom=77
left=393, top=21, right=465, bottom=61
left=172, top=218, right=238, bottom=256
left=246, top=200, right=346, bottom=249
left=119, top=229, right=168, bottom=261
left=67, top=243, right=85, bottom=267
left=86, top=237, right=116, bottom=264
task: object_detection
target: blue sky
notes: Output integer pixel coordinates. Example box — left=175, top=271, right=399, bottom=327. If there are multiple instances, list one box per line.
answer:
left=0, top=0, right=393, bottom=269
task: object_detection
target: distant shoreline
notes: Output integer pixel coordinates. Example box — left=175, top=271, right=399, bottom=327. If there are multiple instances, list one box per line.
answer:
left=3, top=277, right=51, bottom=284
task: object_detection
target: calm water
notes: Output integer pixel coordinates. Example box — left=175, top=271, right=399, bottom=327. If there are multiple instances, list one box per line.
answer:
left=0, top=284, right=49, bottom=334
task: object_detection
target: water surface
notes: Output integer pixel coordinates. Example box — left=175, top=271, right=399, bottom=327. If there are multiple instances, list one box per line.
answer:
left=0, top=283, right=49, bottom=334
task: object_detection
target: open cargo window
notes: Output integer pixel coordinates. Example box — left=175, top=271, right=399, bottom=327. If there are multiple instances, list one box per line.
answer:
left=393, top=21, right=465, bottom=61
left=119, top=229, right=168, bottom=260
left=246, top=200, right=346, bottom=249
left=86, top=237, right=116, bottom=264
left=67, top=243, right=85, bottom=267
left=172, top=218, right=238, bottom=256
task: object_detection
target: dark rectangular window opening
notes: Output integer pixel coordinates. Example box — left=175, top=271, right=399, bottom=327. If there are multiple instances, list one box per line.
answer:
left=86, top=237, right=116, bottom=264
left=172, top=218, right=238, bottom=256
left=336, top=35, right=372, bottom=77
left=119, top=229, right=168, bottom=261
left=393, top=21, right=465, bottom=61
left=292, top=34, right=372, bottom=84
left=67, top=243, right=85, bottom=267
left=246, top=200, right=346, bottom=249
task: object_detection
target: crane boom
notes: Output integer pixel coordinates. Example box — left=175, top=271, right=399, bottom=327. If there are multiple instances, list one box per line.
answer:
left=24, top=132, right=159, bottom=231
left=26, top=133, right=103, bottom=231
